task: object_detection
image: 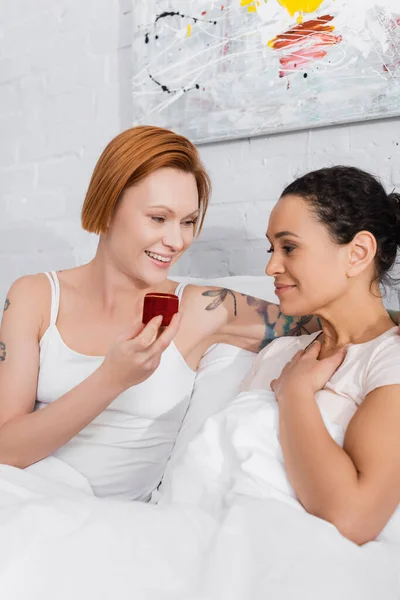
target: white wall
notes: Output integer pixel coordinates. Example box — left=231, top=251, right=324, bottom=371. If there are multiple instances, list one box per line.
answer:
left=0, top=0, right=132, bottom=300
left=1, top=0, right=399, bottom=306
left=191, top=122, right=400, bottom=280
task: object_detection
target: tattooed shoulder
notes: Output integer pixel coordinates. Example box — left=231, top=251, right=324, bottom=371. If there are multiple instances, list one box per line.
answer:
left=0, top=341, right=6, bottom=362
left=202, top=288, right=238, bottom=316
left=3, top=298, right=10, bottom=312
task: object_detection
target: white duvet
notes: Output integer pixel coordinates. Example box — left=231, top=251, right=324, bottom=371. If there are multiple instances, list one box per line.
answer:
left=1, top=391, right=400, bottom=600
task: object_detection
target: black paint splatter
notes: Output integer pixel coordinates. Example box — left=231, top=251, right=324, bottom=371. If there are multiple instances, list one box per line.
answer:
left=183, top=83, right=200, bottom=93
left=155, top=11, right=217, bottom=26
left=145, top=11, right=214, bottom=95
left=149, top=74, right=201, bottom=95
left=149, top=73, right=172, bottom=94
left=145, top=11, right=217, bottom=46
left=156, top=11, right=195, bottom=23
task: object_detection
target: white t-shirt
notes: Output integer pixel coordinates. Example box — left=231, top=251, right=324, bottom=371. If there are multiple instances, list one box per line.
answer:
left=160, top=325, right=400, bottom=542
left=240, top=326, right=400, bottom=429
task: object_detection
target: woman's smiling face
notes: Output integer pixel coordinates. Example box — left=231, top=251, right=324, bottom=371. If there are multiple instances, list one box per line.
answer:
left=265, top=194, right=350, bottom=317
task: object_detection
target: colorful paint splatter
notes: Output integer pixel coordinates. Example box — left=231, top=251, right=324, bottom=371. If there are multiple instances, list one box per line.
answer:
left=268, top=14, right=342, bottom=77
left=132, top=0, right=400, bottom=143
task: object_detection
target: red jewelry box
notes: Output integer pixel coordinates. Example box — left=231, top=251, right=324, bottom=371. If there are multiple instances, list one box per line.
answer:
left=142, top=293, right=179, bottom=326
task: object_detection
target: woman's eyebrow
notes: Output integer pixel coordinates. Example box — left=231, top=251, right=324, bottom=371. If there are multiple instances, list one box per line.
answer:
left=274, top=231, right=300, bottom=240
left=148, top=205, right=200, bottom=218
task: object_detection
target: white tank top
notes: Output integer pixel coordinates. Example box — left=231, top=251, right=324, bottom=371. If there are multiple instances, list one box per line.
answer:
left=35, top=272, right=196, bottom=501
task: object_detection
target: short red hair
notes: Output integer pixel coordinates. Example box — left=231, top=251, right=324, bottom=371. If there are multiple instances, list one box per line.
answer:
left=81, top=126, right=211, bottom=235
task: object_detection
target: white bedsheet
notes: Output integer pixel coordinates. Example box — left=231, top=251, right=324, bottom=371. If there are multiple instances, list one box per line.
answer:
left=0, top=460, right=215, bottom=600
left=160, top=390, right=400, bottom=598
left=1, top=392, right=400, bottom=599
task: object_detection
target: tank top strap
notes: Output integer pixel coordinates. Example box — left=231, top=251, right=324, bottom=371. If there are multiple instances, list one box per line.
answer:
left=44, top=271, right=60, bottom=326
left=174, top=282, right=187, bottom=305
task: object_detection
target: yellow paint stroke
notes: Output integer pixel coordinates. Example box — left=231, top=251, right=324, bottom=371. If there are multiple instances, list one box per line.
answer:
left=296, top=14, right=304, bottom=23
left=187, top=23, right=191, bottom=37
left=278, top=0, right=324, bottom=17
left=240, top=0, right=258, bottom=12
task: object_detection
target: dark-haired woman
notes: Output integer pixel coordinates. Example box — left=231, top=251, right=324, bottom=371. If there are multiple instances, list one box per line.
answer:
left=176, top=166, right=400, bottom=546
left=249, top=166, right=400, bottom=544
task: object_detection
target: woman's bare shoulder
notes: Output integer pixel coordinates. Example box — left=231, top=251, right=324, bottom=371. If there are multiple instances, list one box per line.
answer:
left=7, top=272, right=51, bottom=301
left=3, top=273, right=53, bottom=337
left=174, top=282, right=227, bottom=312
left=8, top=266, right=88, bottom=305
left=174, top=283, right=230, bottom=340
left=4, top=266, right=88, bottom=333
left=55, top=264, right=90, bottom=286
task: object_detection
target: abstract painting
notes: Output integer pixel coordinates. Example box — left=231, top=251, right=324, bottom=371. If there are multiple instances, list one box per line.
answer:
left=132, top=0, right=400, bottom=143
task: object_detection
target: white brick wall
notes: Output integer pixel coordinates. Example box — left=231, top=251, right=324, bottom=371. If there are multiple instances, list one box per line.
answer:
left=0, top=0, right=130, bottom=301
left=1, top=0, right=399, bottom=308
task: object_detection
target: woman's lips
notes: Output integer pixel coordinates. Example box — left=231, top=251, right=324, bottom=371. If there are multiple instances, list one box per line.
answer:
left=275, top=284, right=296, bottom=296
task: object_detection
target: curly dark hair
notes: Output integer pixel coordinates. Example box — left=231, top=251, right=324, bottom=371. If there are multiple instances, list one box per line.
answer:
left=281, top=166, right=400, bottom=287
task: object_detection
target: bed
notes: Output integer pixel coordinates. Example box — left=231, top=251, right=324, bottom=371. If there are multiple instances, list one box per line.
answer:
left=1, top=275, right=399, bottom=600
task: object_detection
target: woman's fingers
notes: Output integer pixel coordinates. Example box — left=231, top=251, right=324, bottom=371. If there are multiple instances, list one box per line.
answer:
left=303, top=340, right=321, bottom=356
left=134, top=315, right=163, bottom=347
left=152, top=312, right=181, bottom=355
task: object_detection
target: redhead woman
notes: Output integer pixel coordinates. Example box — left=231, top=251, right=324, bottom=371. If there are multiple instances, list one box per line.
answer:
left=0, top=128, right=362, bottom=502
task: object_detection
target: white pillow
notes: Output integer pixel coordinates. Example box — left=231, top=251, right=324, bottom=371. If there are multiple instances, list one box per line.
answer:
left=164, top=343, right=256, bottom=480
left=161, top=275, right=276, bottom=487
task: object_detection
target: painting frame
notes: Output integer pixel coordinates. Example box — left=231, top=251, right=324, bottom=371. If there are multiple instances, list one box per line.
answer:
left=132, top=0, right=400, bottom=144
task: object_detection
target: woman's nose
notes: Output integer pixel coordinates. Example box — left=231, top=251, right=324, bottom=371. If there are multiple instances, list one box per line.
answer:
left=162, top=226, right=184, bottom=252
left=265, top=251, right=284, bottom=276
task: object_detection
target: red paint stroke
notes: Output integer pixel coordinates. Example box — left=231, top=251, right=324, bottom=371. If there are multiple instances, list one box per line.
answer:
left=382, top=14, right=400, bottom=32
left=201, top=10, right=207, bottom=15
left=279, top=48, right=327, bottom=77
left=269, top=15, right=342, bottom=77
left=221, top=1, right=230, bottom=60
left=269, top=15, right=340, bottom=50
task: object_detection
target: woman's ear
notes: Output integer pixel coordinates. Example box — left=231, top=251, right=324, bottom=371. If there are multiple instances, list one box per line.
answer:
left=346, top=231, right=377, bottom=278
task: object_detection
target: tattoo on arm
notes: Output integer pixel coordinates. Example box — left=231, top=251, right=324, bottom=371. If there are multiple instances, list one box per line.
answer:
left=0, top=341, right=6, bottom=362
left=201, top=288, right=319, bottom=350
left=243, top=294, right=317, bottom=349
left=202, top=288, right=238, bottom=316
left=3, top=298, right=10, bottom=312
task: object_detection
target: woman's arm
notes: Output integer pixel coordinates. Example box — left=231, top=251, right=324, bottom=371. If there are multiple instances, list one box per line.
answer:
left=272, top=343, right=400, bottom=545
left=192, top=285, right=320, bottom=352
left=0, top=276, right=179, bottom=468
left=278, top=384, right=400, bottom=545
left=196, top=286, right=399, bottom=351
